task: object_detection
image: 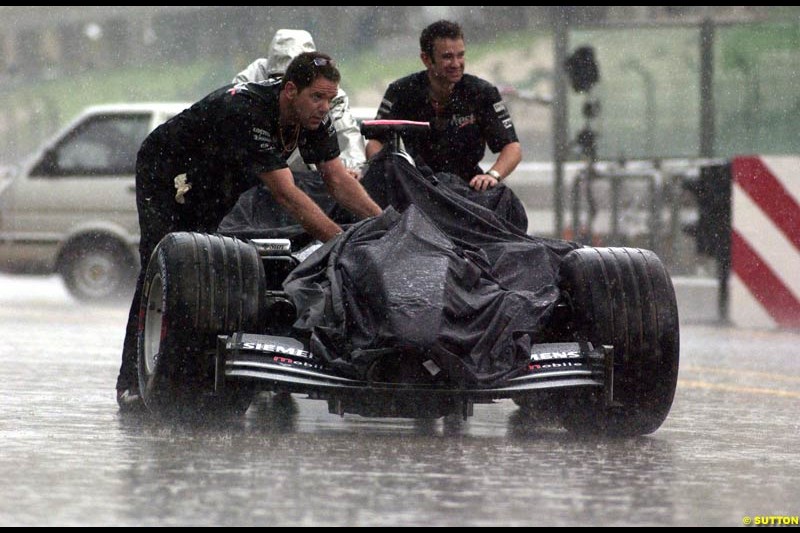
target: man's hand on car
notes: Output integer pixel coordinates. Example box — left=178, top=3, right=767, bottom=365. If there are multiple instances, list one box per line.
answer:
left=469, top=173, right=499, bottom=191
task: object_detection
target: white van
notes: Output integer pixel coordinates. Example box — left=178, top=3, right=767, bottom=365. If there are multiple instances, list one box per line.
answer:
left=0, top=103, right=189, bottom=301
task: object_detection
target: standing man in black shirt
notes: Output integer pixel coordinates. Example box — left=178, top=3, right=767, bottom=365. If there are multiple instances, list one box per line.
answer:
left=116, top=52, right=382, bottom=410
left=365, top=20, right=522, bottom=191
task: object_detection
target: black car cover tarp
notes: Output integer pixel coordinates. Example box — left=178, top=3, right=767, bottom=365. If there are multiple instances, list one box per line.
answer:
left=217, top=170, right=339, bottom=247
left=282, top=151, right=579, bottom=386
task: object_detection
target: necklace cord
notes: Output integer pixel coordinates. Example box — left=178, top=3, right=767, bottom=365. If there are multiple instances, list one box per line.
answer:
left=279, top=123, right=300, bottom=153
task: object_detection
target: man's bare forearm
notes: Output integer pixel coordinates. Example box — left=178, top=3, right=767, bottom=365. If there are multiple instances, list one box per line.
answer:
left=319, top=158, right=383, bottom=219
left=327, top=173, right=382, bottom=219
left=260, top=170, right=343, bottom=242
left=489, top=142, right=522, bottom=180
left=365, top=139, right=384, bottom=159
left=276, top=185, right=343, bottom=241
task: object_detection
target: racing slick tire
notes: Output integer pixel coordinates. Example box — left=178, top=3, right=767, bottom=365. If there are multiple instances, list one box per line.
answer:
left=558, top=247, right=679, bottom=436
left=137, top=232, right=266, bottom=419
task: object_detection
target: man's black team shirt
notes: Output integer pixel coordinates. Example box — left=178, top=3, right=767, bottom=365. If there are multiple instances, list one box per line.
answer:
left=146, top=79, right=339, bottom=218
left=368, top=71, right=518, bottom=181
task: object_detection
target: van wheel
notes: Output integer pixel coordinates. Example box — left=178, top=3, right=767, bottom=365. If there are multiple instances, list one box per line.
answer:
left=59, top=236, right=136, bottom=302
left=137, top=232, right=265, bottom=420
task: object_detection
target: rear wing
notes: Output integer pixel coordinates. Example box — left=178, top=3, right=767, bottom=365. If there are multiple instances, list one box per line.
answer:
left=360, top=120, right=430, bottom=151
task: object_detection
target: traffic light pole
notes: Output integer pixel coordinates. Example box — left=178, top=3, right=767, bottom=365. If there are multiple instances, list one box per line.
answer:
left=552, top=10, right=570, bottom=239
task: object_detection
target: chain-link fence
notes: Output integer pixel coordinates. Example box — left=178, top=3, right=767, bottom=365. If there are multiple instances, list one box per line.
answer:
left=569, top=21, right=800, bottom=161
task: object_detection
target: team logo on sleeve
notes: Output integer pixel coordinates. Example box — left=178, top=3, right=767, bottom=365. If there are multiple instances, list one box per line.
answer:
left=377, top=98, right=394, bottom=117
left=494, top=100, right=512, bottom=124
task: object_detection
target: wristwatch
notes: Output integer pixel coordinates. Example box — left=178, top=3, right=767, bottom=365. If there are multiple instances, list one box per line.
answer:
left=487, top=169, right=502, bottom=181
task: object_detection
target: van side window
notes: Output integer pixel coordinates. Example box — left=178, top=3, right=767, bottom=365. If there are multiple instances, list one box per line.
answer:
left=31, top=113, right=151, bottom=177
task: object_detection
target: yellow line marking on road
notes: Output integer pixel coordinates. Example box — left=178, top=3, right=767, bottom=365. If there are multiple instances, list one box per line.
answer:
left=682, top=365, right=800, bottom=384
left=679, top=379, right=800, bottom=399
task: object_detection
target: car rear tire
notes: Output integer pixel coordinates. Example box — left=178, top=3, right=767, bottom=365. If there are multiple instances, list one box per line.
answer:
left=59, top=236, right=135, bottom=302
left=137, top=232, right=265, bottom=420
left=558, top=247, right=679, bottom=437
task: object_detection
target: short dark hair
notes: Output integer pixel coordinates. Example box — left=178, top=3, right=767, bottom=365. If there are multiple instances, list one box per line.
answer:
left=420, top=20, right=464, bottom=58
left=283, top=51, right=340, bottom=92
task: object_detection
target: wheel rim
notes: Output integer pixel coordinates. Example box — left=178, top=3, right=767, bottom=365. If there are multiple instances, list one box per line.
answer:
left=71, top=250, right=119, bottom=298
left=143, top=273, right=164, bottom=377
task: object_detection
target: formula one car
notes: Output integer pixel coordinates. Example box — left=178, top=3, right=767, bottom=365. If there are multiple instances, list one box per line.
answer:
left=137, top=121, right=679, bottom=436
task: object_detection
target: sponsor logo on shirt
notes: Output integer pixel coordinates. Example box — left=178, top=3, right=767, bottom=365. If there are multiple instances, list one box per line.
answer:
left=452, top=113, right=477, bottom=129
left=252, top=127, right=270, bottom=141
left=502, top=118, right=513, bottom=129
left=252, top=127, right=277, bottom=150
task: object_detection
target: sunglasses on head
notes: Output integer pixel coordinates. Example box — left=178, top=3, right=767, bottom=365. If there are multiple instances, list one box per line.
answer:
left=312, top=57, right=335, bottom=67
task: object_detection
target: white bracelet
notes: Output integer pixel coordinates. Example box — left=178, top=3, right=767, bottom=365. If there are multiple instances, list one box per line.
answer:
left=487, top=169, right=502, bottom=181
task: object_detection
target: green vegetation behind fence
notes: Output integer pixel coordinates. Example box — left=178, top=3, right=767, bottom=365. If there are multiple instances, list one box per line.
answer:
left=1, top=21, right=798, bottom=165
left=571, top=21, right=800, bottom=160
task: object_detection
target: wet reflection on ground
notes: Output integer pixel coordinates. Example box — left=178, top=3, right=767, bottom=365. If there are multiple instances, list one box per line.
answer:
left=107, top=395, right=679, bottom=527
left=1, top=275, right=798, bottom=526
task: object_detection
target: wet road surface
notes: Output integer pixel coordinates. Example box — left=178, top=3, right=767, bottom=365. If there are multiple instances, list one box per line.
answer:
left=0, top=274, right=798, bottom=526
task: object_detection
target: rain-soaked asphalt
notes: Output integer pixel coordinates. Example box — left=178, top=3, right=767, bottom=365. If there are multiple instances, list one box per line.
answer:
left=1, top=273, right=798, bottom=526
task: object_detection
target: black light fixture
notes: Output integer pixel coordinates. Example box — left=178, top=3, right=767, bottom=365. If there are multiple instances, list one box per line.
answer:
left=565, top=46, right=600, bottom=93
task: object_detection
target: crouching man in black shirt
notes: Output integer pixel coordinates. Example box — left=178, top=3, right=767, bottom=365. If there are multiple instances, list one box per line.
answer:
left=116, top=52, right=382, bottom=410
left=365, top=20, right=522, bottom=191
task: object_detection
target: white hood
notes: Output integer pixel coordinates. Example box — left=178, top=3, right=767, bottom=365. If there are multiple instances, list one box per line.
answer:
left=265, top=29, right=317, bottom=75
left=233, top=28, right=366, bottom=171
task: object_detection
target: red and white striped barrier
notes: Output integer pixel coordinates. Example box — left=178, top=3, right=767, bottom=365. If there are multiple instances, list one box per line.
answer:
left=731, top=155, right=800, bottom=329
